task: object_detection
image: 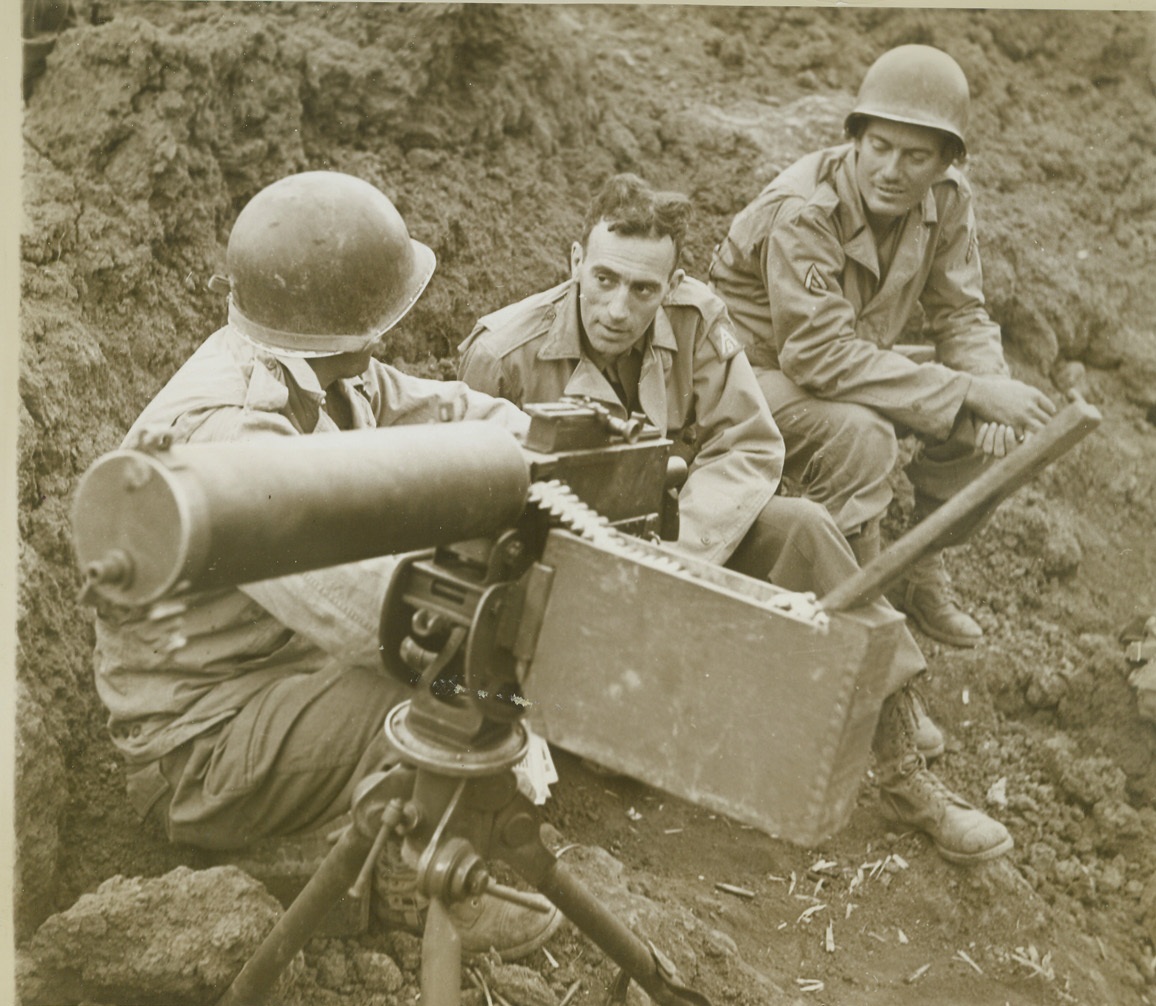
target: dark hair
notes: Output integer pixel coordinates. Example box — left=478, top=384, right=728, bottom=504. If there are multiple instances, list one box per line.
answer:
left=579, top=173, right=691, bottom=268
left=845, top=113, right=966, bottom=165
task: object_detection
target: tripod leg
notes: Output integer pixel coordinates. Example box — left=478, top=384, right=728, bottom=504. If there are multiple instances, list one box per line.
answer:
left=495, top=804, right=712, bottom=1006
left=218, top=793, right=408, bottom=1006
left=217, top=822, right=377, bottom=1006
left=421, top=897, right=463, bottom=1006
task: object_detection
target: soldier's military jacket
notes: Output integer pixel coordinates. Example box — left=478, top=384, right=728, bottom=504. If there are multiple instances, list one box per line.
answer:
left=458, top=277, right=783, bottom=565
left=94, top=325, right=528, bottom=766
left=710, top=143, right=1009, bottom=441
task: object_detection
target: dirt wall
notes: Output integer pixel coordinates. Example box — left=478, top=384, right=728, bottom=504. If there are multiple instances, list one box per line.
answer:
left=17, top=4, right=1156, bottom=1003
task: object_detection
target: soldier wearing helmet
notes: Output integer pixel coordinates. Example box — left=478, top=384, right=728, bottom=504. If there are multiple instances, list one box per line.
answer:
left=710, top=44, right=1056, bottom=650
left=91, top=171, right=561, bottom=957
left=709, top=46, right=1055, bottom=862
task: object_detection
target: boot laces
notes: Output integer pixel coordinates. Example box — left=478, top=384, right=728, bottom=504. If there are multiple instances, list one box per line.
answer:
left=905, top=552, right=953, bottom=590
left=888, top=755, right=971, bottom=812
left=907, top=682, right=933, bottom=719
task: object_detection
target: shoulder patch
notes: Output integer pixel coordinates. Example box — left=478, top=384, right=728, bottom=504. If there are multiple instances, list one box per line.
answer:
left=804, top=263, right=829, bottom=294
left=708, top=320, right=744, bottom=362
left=961, top=201, right=979, bottom=264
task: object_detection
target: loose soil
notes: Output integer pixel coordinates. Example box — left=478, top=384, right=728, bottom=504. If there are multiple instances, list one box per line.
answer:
left=16, top=4, right=1156, bottom=1005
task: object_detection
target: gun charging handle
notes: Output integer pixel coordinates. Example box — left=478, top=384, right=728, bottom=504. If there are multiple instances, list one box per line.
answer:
left=582, top=398, right=646, bottom=443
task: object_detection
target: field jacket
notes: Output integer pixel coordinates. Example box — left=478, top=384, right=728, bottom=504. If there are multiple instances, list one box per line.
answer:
left=93, top=325, right=528, bottom=765
left=710, top=143, right=1009, bottom=441
left=457, top=277, right=783, bottom=565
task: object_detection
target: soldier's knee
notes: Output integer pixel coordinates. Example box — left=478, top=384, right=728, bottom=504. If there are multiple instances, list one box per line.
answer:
left=774, top=494, right=834, bottom=528
left=772, top=496, right=849, bottom=551
left=822, top=407, right=899, bottom=486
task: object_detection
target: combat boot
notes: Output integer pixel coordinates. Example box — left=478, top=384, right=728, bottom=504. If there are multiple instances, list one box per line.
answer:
left=374, top=844, right=563, bottom=960
left=873, top=688, right=1011, bottom=865
left=850, top=521, right=946, bottom=759
left=878, top=754, right=1013, bottom=864
left=891, top=550, right=983, bottom=648
left=909, top=685, right=945, bottom=760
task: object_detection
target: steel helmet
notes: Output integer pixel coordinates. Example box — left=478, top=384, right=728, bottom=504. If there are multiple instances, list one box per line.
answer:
left=845, top=45, right=970, bottom=158
left=223, top=171, right=436, bottom=357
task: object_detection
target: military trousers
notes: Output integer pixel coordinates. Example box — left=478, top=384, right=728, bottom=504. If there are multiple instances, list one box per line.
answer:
left=134, top=662, right=408, bottom=851
left=755, top=367, right=992, bottom=539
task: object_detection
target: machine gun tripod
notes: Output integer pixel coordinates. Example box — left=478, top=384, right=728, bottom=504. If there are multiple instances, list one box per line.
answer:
left=215, top=696, right=711, bottom=1006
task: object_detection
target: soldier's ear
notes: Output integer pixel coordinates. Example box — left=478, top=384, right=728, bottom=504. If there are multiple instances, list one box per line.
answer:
left=667, top=268, right=685, bottom=296
left=570, top=242, right=584, bottom=278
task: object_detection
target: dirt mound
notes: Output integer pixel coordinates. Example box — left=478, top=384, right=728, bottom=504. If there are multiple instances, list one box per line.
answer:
left=18, top=3, right=1156, bottom=1004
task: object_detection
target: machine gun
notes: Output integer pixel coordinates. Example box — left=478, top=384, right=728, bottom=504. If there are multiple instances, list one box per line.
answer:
left=71, top=395, right=1101, bottom=1006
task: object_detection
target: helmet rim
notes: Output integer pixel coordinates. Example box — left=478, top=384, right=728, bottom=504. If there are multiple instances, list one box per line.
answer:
left=844, top=110, right=966, bottom=157
left=228, top=239, right=436, bottom=358
left=848, top=44, right=970, bottom=157
left=224, top=172, right=437, bottom=357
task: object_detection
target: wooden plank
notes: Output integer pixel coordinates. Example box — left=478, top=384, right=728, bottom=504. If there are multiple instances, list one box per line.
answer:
left=820, top=396, right=1102, bottom=613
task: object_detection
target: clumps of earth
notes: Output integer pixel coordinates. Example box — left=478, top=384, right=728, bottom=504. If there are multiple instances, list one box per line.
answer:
left=16, top=3, right=1156, bottom=1004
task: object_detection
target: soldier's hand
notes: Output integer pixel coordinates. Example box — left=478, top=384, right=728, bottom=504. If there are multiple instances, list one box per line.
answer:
left=974, top=421, right=1020, bottom=458
left=964, top=375, right=1057, bottom=439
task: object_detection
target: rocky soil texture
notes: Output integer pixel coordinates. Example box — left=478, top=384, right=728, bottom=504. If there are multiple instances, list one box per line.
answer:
left=16, top=4, right=1156, bottom=1005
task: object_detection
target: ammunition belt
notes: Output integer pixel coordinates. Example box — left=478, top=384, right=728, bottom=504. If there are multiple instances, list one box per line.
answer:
left=526, top=480, right=830, bottom=630
left=527, top=479, right=688, bottom=574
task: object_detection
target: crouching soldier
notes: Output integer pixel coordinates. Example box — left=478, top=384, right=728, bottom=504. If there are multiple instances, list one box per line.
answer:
left=710, top=45, right=1056, bottom=649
